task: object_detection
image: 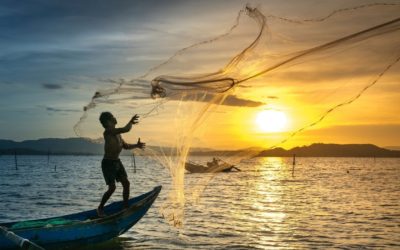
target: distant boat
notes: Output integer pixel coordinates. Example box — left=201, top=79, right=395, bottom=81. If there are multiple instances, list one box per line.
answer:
left=0, top=186, right=161, bottom=250
left=185, top=158, right=239, bottom=173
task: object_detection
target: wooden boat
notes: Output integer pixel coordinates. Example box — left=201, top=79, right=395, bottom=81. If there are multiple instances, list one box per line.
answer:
left=185, top=161, right=209, bottom=173
left=185, top=160, right=239, bottom=173
left=0, top=186, right=161, bottom=250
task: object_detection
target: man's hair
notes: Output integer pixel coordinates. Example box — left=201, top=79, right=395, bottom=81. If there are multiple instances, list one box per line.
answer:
left=99, top=112, right=113, bottom=128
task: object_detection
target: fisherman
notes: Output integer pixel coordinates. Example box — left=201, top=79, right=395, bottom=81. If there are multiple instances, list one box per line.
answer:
left=97, top=112, right=145, bottom=217
left=207, top=157, right=220, bottom=168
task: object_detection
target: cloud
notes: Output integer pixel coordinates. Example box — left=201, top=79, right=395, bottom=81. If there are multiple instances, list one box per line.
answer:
left=42, top=83, right=63, bottom=89
left=223, top=95, right=265, bottom=107
left=45, top=107, right=80, bottom=113
left=0, top=80, right=13, bottom=85
left=175, top=93, right=265, bottom=107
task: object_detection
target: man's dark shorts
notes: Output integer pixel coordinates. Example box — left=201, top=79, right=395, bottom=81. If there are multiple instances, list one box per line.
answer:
left=101, top=159, right=128, bottom=185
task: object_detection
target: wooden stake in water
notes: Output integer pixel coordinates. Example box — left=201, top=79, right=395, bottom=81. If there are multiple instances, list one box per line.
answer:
left=292, top=154, right=296, bottom=177
left=14, top=150, right=18, bottom=170
left=47, top=149, right=50, bottom=167
left=132, top=153, right=137, bottom=173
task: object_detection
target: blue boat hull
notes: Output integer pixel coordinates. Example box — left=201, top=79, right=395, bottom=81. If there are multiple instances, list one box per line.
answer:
left=0, top=186, right=162, bottom=249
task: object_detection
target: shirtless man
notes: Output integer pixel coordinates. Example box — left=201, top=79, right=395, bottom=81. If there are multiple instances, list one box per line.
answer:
left=97, top=112, right=145, bottom=217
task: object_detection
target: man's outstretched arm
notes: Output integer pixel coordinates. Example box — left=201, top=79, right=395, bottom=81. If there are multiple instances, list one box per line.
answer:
left=107, top=115, right=139, bottom=135
left=123, top=138, right=146, bottom=150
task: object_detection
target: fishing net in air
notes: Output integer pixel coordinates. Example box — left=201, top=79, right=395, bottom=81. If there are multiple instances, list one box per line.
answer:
left=74, top=2, right=400, bottom=227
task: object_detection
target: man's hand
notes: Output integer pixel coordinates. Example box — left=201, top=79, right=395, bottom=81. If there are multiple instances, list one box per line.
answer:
left=130, top=114, right=139, bottom=125
left=136, top=138, right=145, bottom=149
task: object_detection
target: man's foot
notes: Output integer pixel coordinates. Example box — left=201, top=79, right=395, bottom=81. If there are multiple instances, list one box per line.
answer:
left=96, top=207, right=106, bottom=218
left=122, top=203, right=130, bottom=212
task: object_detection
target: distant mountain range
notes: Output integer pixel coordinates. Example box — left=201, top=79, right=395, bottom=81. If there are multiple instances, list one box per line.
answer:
left=0, top=138, right=399, bottom=157
left=257, top=143, right=400, bottom=157
left=0, top=138, right=103, bottom=155
left=386, top=146, right=400, bottom=151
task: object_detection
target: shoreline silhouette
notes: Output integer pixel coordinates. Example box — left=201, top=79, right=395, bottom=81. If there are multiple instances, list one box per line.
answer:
left=1, top=138, right=399, bottom=157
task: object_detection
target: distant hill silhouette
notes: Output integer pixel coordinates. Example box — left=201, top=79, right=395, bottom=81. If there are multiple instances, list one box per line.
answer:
left=386, top=146, right=400, bottom=151
left=0, top=138, right=399, bottom=157
left=0, top=138, right=103, bottom=155
left=257, top=143, right=400, bottom=157
left=0, top=138, right=209, bottom=156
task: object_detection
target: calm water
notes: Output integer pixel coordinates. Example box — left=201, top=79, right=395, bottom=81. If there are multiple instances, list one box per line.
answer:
left=0, top=155, right=399, bottom=249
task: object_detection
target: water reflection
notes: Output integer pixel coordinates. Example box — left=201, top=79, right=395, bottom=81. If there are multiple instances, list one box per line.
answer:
left=0, top=156, right=399, bottom=249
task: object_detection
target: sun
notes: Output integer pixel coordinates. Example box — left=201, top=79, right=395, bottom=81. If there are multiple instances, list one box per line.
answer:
left=256, top=110, right=288, bottom=133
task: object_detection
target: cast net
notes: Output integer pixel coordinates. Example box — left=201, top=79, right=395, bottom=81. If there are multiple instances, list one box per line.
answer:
left=74, top=2, right=400, bottom=227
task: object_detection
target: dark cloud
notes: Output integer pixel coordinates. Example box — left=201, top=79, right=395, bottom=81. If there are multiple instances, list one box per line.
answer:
left=0, top=80, right=13, bottom=85
left=46, top=107, right=80, bottom=113
left=176, top=93, right=265, bottom=107
left=42, top=83, right=63, bottom=89
left=223, top=95, right=265, bottom=107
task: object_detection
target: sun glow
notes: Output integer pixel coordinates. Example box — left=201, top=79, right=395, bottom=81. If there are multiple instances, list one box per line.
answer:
left=256, top=110, right=288, bottom=133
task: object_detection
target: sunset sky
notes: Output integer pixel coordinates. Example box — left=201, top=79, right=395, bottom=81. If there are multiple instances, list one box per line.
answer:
left=1, top=0, right=399, bottom=149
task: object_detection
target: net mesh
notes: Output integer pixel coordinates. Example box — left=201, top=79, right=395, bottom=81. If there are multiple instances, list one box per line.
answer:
left=74, top=2, right=400, bottom=227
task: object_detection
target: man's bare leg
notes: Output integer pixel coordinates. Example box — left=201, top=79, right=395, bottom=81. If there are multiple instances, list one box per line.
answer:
left=120, top=177, right=130, bottom=209
left=97, top=183, right=116, bottom=217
